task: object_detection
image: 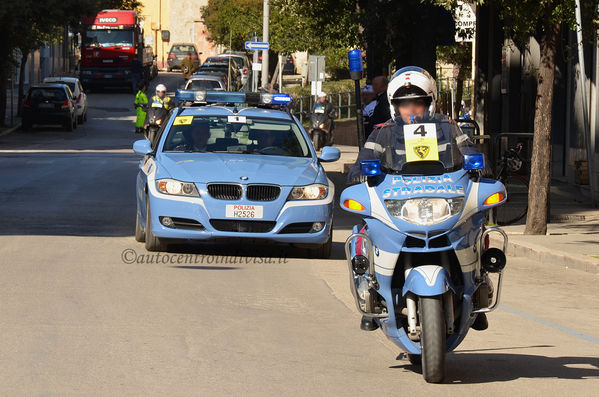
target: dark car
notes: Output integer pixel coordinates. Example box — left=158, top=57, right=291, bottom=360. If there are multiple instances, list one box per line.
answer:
left=167, top=43, right=200, bottom=72
left=198, top=62, right=241, bottom=90
left=22, top=84, right=77, bottom=131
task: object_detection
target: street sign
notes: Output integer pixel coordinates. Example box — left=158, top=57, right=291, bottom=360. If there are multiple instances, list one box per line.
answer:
left=252, top=63, right=262, bottom=71
left=245, top=41, right=270, bottom=51
left=454, top=1, right=476, bottom=42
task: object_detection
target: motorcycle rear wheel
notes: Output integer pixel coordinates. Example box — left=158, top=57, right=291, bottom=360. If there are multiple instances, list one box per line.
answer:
left=419, top=295, right=446, bottom=383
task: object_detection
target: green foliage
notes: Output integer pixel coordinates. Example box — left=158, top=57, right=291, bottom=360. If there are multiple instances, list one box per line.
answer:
left=436, top=42, right=472, bottom=79
left=201, top=0, right=360, bottom=71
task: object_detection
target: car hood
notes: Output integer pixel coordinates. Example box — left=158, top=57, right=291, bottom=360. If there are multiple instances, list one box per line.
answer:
left=157, top=152, right=319, bottom=186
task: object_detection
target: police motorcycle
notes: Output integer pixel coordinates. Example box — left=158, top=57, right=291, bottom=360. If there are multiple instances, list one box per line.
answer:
left=144, top=84, right=172, bottom=143
left=341, top=67, right=508, bottom=383
left=308, top=93, right=334, bottom=151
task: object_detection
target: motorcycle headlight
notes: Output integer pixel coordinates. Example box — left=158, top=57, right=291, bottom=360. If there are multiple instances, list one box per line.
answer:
left=385, top=197, right=464, bottom=225
left=288, top=184, right=328, bottom=200
left=156, top=179, right=200, bottom=196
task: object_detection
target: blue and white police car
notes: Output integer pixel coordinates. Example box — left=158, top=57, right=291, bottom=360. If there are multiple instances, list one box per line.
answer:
left=133, top=90, right=340, bottom=257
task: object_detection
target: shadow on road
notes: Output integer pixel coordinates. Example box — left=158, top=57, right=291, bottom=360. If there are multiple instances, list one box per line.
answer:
left=391, top=349, right=599, bottom=383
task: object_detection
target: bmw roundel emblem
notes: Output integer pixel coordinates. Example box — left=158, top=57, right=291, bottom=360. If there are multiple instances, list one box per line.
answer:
left=240, top=176, right=248, bottom=181
left=374, top=247, right=379, bottom=256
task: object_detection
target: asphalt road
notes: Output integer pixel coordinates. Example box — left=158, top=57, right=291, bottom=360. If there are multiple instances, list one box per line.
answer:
left=0, top=73, right=598, bottom=395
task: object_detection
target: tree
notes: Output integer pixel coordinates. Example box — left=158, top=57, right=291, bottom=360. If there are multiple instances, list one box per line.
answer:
left=201, top=0, right=360, bottom=77
left=484, top=0, right=598, bottom=234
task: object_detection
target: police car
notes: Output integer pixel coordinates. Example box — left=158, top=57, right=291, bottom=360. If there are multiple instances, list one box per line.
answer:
left=132, top=90, right=340, bottom=257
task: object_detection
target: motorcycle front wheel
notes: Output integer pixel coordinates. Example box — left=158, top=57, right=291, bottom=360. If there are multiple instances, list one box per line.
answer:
left=419, top=295, right=446, bottom=383
left=311, top=130, right=322, bottom=151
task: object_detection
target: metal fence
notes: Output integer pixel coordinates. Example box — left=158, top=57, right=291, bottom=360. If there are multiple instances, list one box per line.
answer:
left=289, top=91, right=357, bottom=124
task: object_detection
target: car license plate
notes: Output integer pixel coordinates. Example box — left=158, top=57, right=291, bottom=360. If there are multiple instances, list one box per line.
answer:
left=104, top=74, right=113, bottom=79
left=39, top=103, right=53, bottom=108
left=225, top=204, right=263, bottom=219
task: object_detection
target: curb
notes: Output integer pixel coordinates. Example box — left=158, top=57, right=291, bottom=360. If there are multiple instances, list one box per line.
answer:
left=0, top=123, right=21, bottom=137
left=490, top=234, right=599, bottom=275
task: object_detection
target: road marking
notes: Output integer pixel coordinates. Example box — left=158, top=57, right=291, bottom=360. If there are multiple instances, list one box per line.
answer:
left=501, top=304, right=599, bottom=346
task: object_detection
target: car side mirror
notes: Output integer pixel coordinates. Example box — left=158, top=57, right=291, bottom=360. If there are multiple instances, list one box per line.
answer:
left=318, top=146, right=340, bottom=162
left=133, top=139, right=153, bottom=155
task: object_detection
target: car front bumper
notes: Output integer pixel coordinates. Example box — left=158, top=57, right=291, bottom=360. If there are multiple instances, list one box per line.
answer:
left=146, top=187, right=333, bottom=245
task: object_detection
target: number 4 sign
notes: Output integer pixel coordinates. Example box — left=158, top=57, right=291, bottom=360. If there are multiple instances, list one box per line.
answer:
left=404, top=123, right=439, bottom=162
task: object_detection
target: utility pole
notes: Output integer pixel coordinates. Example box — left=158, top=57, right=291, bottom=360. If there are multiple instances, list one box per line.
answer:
left=261, top=0, right=269, bottom=88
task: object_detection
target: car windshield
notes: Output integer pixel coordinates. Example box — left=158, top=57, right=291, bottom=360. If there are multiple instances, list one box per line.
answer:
left=185, top=80, right=222, bottom=90
left=370, top=118, right=477, bottom=173
left=30, top=88, right=66, bottom=101
left=163, top=115, right=311, bottom=158
left=84, top=29, right=133, bottom=47
left=171, top=45, right=196, bottom=54
left=46, top=81, right=76, bottom=92
left=208, top=57, right=242, bottom=68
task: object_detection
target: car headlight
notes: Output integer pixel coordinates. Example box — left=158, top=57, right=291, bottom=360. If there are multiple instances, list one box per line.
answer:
left=288, top=184, right=328, bottom=200
left=156, top=179, right=200, bottom=196
left=385, top=197, right=464, bottom=225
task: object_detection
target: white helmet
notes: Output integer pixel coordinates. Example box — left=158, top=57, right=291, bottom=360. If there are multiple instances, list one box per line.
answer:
left=387, top=66, right=437, bottom=120
left=156, top=84, right=167, bottom=94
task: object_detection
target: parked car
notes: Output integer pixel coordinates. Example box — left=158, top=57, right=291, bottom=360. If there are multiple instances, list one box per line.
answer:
left=22, top=84, right=78, bottom=131
left=167, top=43, right=201, bottom=72
left=216, top=53, right=252, bottom=86
left=198, top=61, right=241, bottom=90
left=43, top=76, right=88, bottom=123
left=132, top=89, right=340, bottom=257
left=282, top=54, right=295, bottom=75
left=184, top=74, right=227, bottom=91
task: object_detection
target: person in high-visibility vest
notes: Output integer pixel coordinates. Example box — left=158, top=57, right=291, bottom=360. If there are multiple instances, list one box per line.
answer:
left=134, top=81, right=148, bottom=134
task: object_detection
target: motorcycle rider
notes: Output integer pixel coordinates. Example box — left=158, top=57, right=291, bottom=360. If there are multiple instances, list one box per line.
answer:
left=347, top=66, right=487, bottom=331
left=150, top=84, right=173, bottom=110
left=309, top=92, right=338, bottom=145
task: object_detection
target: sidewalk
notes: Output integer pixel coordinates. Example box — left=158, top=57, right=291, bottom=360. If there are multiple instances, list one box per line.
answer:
left=1, top=88, right=21, bottom=136
left=324, top=145, right=599, bottom=275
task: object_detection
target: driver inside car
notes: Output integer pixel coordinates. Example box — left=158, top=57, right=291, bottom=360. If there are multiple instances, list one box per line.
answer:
left=174, top=121, right=211, bottom=152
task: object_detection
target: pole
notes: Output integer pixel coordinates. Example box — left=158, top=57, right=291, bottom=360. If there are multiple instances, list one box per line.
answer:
left=278, top=53, right=283, bottom=92
left=261, top=0, right=270, bottom=88
left=575, top=0, right=595, bottom=204
left=354, top=81, right=365, bottom=149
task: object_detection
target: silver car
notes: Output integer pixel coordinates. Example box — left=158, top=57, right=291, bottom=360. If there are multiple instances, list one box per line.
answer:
left=184, top=74, right=227, bottom=91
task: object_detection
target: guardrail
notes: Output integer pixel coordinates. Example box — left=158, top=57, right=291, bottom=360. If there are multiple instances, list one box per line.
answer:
left=289, top=91, right=357, bottom=124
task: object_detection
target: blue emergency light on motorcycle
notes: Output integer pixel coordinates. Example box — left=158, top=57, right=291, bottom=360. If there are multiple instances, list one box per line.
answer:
left=360, top=160, right=382, bottom=176
left=462, top=153, right=485, bottom=170
left=348, top=49, right=363, bottom=81
left=348, top=50, right=363, bottom=73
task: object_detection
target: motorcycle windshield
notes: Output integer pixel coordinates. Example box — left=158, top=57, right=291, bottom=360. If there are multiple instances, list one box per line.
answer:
left=373, top=118, right=476, bottom=174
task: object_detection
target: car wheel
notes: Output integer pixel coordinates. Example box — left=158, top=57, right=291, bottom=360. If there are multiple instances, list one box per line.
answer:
left=135, top=207, right=146, bottom=243
left=145, top=198, right=167, bottom=252
left=64, top=116, right=74, bottom=132
left=73, top=115, right=78, bottom=129
left=83, top=110, right=88, bottom=123
left=167, top=67, right=172, bottom=72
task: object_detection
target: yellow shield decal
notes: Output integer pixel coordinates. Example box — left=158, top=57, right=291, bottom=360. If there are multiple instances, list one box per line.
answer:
left=414, top=145, right=430, bottom=160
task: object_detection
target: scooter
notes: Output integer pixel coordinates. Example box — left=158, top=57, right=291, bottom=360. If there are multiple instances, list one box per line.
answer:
left=340, top=119, right=508, bottom=383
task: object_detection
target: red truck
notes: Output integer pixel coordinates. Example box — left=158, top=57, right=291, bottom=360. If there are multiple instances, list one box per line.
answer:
left=81, top=10, right=156, bottom=90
